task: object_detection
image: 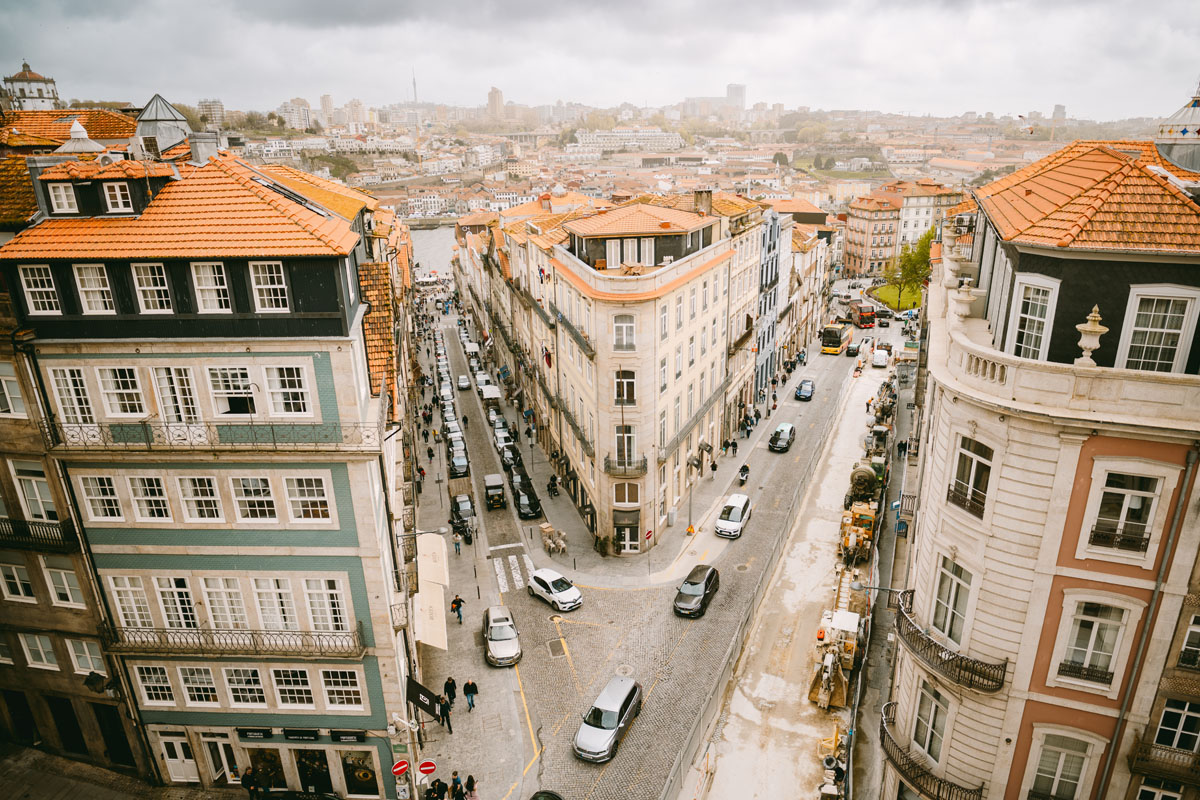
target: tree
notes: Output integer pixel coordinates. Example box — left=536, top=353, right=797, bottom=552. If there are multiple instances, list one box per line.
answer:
left=174, top=102, right=204, bottom=132
left=899, top=226, right=936, bottom=303
left=773, top=151, right=789, bottom=168
left=582, top=111, right=617, bottom=130
left=881, top=256, right=903, bottom=300
left=242, top=111, right=267, bottom=129
left=795, top=123, right=826, bottom=143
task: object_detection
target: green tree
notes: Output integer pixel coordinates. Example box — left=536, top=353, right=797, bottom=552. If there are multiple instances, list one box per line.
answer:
left=881, top=256, right=903, bottom=299
left=795, top=123, right=826, bottom=143
left=583, top=111, right=617, bottom=130
left=174, top=102, right=204, bottom=132
left=899, top=226, right=936, bottom=301
left=773, top=151, right=789, bottom=168
left=242, top=111, right=267, bottom=129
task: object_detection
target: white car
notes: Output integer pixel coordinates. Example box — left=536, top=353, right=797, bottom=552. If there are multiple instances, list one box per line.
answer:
left=528, top=568, right=582, bottom=611
left=457, top=375, right=470, bottom=390
left=715, top=493, right=752, bottom=539
left=494, top=429, right=514, bottom=453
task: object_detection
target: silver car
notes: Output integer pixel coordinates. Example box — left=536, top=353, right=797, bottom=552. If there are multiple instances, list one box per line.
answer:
left=573, top=675, right=642, bottom=762
left=483, top=605, right=521, bottom=666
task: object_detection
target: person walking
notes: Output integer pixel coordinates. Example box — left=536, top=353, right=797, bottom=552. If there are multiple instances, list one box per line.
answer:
left=462, top=414, right=468, bottom=431
left=463, top=679, right=478, bottom=712
left=422, top=428, right=429, bottom=443
left=241, top=765, right=260, bottom=799
left=427, top=446, right=435, bottom=462
left=438, top=694, right=453, bottom=733
left=710, top=461, right=717, bottom=480
left=452, top=781, right=465, bottom=800
left=452, top=530, right=462, bottom=555
left=464, top=776, right=480, bottom=800
left=451, top=771, right=463, bottom=798
left=450, top=595, right=464, bottom=624
left=731, top=439, right=738, bottom=456
left=444, top=677, right=457, bottom=708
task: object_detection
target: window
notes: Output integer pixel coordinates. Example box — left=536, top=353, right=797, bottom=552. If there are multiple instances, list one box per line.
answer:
left=225, top=667, right=267, bottom=706
left=266, top=367, right=309, bottom=414
left=208, top=367, right=255, bottom=415
left=51, top=368, right=94, bottom=424
left=659, top=359, right=667, bottom=393
left=250, top=262, right=289, bottom=311
left=14, top=461, right=56, bottom=520
left=675, top=296, right=683, bottom=329
left=615, top=371, right=636, bottom=405
left=137, top=665, right=174, bottom=703
left=81, top=476, right=122, bottom=520
left=949, top=436, right=992, bottom=518
left=1137, top=778, right=1184, bottom=800
left=606, top=239, right=621, bottom=268
left=74, top=265, right=115, bottom=313
left=155, top=576, right=198, bottom=629
left=702, top=280, right=709, bottom=310
left=131, top=264, right=172, bottom=312
left=1, top=563, right=35, bottom=601
left=613, top=315, right=635, bottom=351
left=128, top=477, right=171, bottom=521
left=659, top=412, right=666, bottom=447
left=179, top=667, right=219, bottom=705
left=67, top=639, right=104, bottom=674
left=21, top=634, right=57, bottom=669
left=700, top=328, right=707, bottom=355
left=321, top=670, right=363, bottom=707
left=615, top=425, right=635, bottom=465
left=305, top=578, right=348, bottom=632
left=20, top=265, right=60, bottom=314
left=110, top=576, right=152, bottom=627
left=614, top=483, right=639, bottom=505
left=659, top=306, right=668, bottom=340
left=623, top=238, right=637, bottom=264
left=931, top=556, right=972, bottom=645
left=202, top=577, right=247, bottom=629
left=233, top=477, right=276, bottom=521
left=1119, top=289, right=1200, bottom=373
left=286, top=477, right=330, bottom=521
left=1061, top=602, right=1124, bottom=684
left=103, top=182, right=132, bottom=212
left=179, top=477, right=222, bottom=521
left=912, top=682, right=948, bottom=760
left=0, top=363, right=24, bottom=417
left=1092, top=473, right=1159, bottom=551
left=98, top=367, right=145, bottom=415
left=688, top=336, right=695, bottom=366
left=639, top=237, right=654, bottom=266
left=45, top=565, right=83, bottom=606
left=1031, top=734, right=1088, bottom=800
left=690, top=288, right=697, bottom=319
left=48, top=183, right=77, bottom=213
left=255, top=578, right=298, bottom=630
left=1181, top=615, right=1200, bottom=670
left=152, top=367, right=198, bottom=424
left=191, top=263, right=231, bottom=312
left=675, top=345, right=682, bottom=377
left=1155, top=699, right=1200, bottom=752
left=273, top=668, right=314, bottom=706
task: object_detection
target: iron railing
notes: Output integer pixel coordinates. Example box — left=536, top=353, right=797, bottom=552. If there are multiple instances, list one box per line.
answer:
left=561, top=405, right=594, bottom=458
left=603, top=455, right=648, bottom=477
left=1128, top=738, right=1200, bottom=783
left=550, top=302, right=596, bottom=359
left=1056, top=660, right=1113, bottom=685
left=946, top=483, right=986, bottom=518
left=895, top=590, right=1007, bottom=692
left=1088, top=522, right=1151, bottom=553
left=0, top=517, right=78, bottom=553
left=40, top=420, right=382, bottom=451
left=727, top=327, right=752, bottom=355
left=880, top=702, right=984, bottom=800
left=102, top=621, right=365, bottom=658
left=1178, top=648, right=1200, bottom=672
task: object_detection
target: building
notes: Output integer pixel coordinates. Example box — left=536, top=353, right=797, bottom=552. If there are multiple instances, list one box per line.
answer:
left=573, top=127, right=685, bottom=152
left=882, top=90, right=1200, bottom=800
left=780, top=223, right=830, bottom=358
left=0, top=142, right=419, bottom=798
left=1052, top=103, right=1067, bottom=121
left=487, top=87, right=504, bottom=120
left=754, top=206, right=788, bottom=394
left=3, top=62, right=61, bottom=111
left=872, top=179, right=964, bottom=248
left=843, top=195, right=899, bottom=276
left=277, top=99, right=311, bottom=130
left=319, top=95, right=334, bottom=126
left=196, top=99, right=225, bottom=130
left=726, top=83, right=746, bottom=111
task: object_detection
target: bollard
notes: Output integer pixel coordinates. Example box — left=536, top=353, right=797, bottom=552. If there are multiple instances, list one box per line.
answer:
left=573, top=558, right=577, bottom=570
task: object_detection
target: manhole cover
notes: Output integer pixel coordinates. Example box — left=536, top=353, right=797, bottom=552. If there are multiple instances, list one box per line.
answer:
left=549, top=614, right=563, bottom=623
left=615, top=664, right=634, bottom=677
left=736, top=563, right=749, bottom=572
left=548, top=639, right=566, bottom=658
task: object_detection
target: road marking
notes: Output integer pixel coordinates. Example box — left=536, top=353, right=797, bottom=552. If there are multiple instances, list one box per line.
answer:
left=489, top=543, right=524, bottom=552
left=554, top=617, right=615, bottom=628
left=553, top=617, right=584, bottom=696
left=523, top=553, right=535, bottom=575
left=509, top=555, right=524, bottom=590
left=700, top=549, right=709, bottom=562
left=494, top=558, right=508, bottom=593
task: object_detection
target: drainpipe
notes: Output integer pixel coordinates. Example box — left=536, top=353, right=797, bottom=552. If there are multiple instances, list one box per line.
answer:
left=1095, top=446, right=1198, bottom=797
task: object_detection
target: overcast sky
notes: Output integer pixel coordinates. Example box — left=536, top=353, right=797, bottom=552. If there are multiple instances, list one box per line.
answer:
left=5, top=0, right=1197, bottom=121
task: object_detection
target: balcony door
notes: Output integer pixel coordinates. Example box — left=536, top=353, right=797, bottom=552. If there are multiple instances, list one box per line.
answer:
left=615, top=426, right=635, bottom=467
left=160, top=735, right=199, bottom=783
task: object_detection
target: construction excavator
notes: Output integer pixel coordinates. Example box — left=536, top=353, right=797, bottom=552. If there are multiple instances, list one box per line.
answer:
left=809, top=565, right=867, bottom=710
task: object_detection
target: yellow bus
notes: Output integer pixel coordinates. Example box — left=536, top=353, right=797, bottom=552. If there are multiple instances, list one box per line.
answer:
left=821, top=323, right=852, bottom=354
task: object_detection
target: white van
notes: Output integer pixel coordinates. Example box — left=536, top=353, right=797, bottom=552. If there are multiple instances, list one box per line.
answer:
left=872, top=348, right=889, bottom=368
left=715, top=494, right=752, bottom=538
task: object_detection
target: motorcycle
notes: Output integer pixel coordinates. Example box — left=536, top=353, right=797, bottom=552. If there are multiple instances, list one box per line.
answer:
left=738, top=465, right=750, bottom=486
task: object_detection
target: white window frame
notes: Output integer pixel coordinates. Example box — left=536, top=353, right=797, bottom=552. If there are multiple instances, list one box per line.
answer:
left=73, top=264, right=116, bottom=314
left=1047, top=589, right=1145, bottom=699
left=155, top=576, right=198, bottom=630
left=136, top=665, right=175, bottom=705
left=1114, top=285, right=1200, bottom=374
left=43, top=561, right=85, bottom=608
left=177, top=476, right=224, bottom=523
left=20, top=633, right=58, bottom=670
left=0, top=362, right=25, bottom=418
left=0, top=562, right=36, bottom=603
left=224, top=667, right=267, bottom=707
left=1017, top=725, right=1107, bottom=800
left=79, top=475, right=124, bottom=521
left=265, top=366, right=311, bottom=416
left=201, top=577, right=247, bottom=630
left=67, top=639, right=105, bottom=675
left=254, top=577, right=298, bottom=630
left=97, top=367, right=145, bottom=416
left=928, top=554, right=974, bottom=647
left=11, top=460, right=56, bottom=521
left=1181, top=614, right=1200, bottom=670
left=613, top=482, right=639, bottom=506
left=207, top=366, right=256, bottom=417
left=284, top=475, right=333, bottom=523
left=613, top=314, right=635, bottom=351
left=103, top=182, right=132, bottom=212
left=127, top=476, right=172, bottom=522
left=231, top=476, right=277, bottom=523
left=304, top=577, right=349, bottom=632
left=250, top=261, right=290, bottom=312
left=1073, top=456, right=1180, bottom=567
left=191, top=262, right=232, bottom=313
left=131, top=263, right=173, bottom=313
left=912, top=681, right=950, bottom=763
left=153, top=366, right=199, bottom=424
left=19, top=265, right=60, bottom=315
left=109, top=575, right=153, bottom=628
left=178, top=666, right=220, bottom=707
left=320, top=669, right=365, bottom=710
left=50, top=367, right=94, bottom=424
left=272, top=667, right=315, bottom=707
left=1004, top=273, right=1060, bottom=361
left=47, top=183, right=77, bottom=213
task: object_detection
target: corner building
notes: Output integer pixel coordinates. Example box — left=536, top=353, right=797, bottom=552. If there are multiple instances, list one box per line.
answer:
left=0, top=151, right=412, bottom=797
left=884, top=89, right=1200, bottom=800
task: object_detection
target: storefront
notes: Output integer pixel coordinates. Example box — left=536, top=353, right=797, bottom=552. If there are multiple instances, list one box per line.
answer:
left=612, top=508, right=641, bottom=554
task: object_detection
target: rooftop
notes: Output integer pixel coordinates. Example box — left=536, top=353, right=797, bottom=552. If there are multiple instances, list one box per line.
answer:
left=561, top=202, right=710, bottom=237
left=1, top=109, right=136, bottom=143
left=38, top=159, right=176, bottom=181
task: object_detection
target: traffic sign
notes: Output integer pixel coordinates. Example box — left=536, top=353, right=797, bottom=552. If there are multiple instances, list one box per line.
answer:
left=418, top=760, right=436, bottom=776
left=645, top=529, right=653, bottom=540
left=392, top=760, right=409, bottom=777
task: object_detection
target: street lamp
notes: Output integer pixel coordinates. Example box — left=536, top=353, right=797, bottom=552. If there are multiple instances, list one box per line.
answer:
left=849, top=581, right=903, bottom=594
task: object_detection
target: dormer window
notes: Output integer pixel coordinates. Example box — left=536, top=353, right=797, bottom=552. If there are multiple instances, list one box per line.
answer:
left=104, top=182, right=133, bottom=213
left=48, top=183, right=77, bottom=214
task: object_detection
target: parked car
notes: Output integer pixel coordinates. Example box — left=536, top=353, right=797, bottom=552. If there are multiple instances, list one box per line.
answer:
left=509, top=468, right=533, bottom=494
left=495, top=429, right=515, bottom=453
left=484, top=474, right=507, bottom=509
left=528, top=568, right=582, bottom=611
left=444, top=420, right=462, bottom=438
left=483, top=605, right=522, bottom=666
left=469, top=357, right=481, bottom=372
left=872, top=348, right=890, bottom=368
left=449, top=494, right=475, bottom=533
left=499, top=444, right=523, bottom=472
left=673, top=564, right=720, bottom=617
left=515, top=491, right=542, bottom=519
left=487, top=407, right=502, bottom=427
left=457, top=374, right=471, bottom=390
left=439, top=386, right=454, bottom=402
left=715, top=493, right=752, bottom=538
left=795, top=379, right=815, bottom=401
left=768, top=423, right=796, bottom=452
left=573, top=676, right=642, bottom=762
left=449, top=454, right=470, bottom=478
left=493, top=414, right=510, bottom=432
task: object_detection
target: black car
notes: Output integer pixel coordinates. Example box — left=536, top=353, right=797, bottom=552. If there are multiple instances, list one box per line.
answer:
left=509, top=467, right=533, bottom=494
left=768, top=423, right=796, bottom=452
left=795, top=379, right=815, bottom=401
left=449, top=494, right=475, bottom=535
left=499, top=444, right=523, bottom=472
left=673, top=564, right=720, bottom=617
left=449, top=454, right=470, bottom=478
left=515, top=491, right=543, bottom=519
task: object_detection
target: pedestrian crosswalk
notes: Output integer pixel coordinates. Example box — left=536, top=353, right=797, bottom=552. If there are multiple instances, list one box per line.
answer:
left=491, top=551, right=536, bottom=594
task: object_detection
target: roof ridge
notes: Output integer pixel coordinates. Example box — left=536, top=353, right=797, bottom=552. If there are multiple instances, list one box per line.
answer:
left=1055, top=160, right=1134, bottom=248
left=997, top=146, right=1128, bottom=240
left=207, top=157, right=344, bottom=251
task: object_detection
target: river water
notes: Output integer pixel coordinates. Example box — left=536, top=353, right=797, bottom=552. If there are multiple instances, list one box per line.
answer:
left=409, top=226, right=457, bottom=281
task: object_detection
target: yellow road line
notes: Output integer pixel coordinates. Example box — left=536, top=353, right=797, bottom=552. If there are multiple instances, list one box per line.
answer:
left=513, top=664, right=539, bottom=754
left=554, top=618, right=584, bottom=696
left=551, top=709, right=573, bottom=737
left=498, top=750, right=543, bottom=800
left=575, top=583, right=658, bottom=591
left=700, top=549, right=709, bottom=562
left=553, top=617, right=615, bottom=628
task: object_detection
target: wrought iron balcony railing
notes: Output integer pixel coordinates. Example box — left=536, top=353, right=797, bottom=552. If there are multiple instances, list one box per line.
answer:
left=1056, top=660, right=1113, bottom=685
left=1178, top=648, right=1200, bottom=672
left=549, top=302, right=596, bottom=360
left=102, top=621, right=365, bottom=658
left=895, top=590, right=1007, bottom=692
left=1088, top=521, right=1151, bottom=553
left=880, top=702, right=984, bottom=800
left=1128, top=738, right=1200, bottom=783
left=0, top=517, right=78, bottom=553
left=946, top=483, right=986, bottom=518
left=603, top=455, right=648, bottom=477
left=41, top=420, right=382, bottom=452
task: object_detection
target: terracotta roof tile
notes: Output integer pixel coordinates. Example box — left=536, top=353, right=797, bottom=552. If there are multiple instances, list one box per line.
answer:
left=0, top=128, right=62, bottom=149
left=258, top=163, right=377, bottom=219
left=358, top=259, right=396, bottom=409
left=1, top=109, right=136, bottom=142
left=637, top=191, right=761, bottom=218
left=38, top=159, right=175, bottom=181
left=562, top=202, right=709, bottom=237
left=0, top=155, right=38, bottom=230
left=160, top=141, right=191, bottom=160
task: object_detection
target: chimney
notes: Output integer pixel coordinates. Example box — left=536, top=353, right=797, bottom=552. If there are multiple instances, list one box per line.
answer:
left=188, top=131, right=220, bottom=165
left=540, top=192, right=551, bottom=210
left=694, top=189, right=713, bottom=216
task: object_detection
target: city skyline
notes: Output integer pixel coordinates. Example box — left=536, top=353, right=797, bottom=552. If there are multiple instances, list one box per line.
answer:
left=3, top=0, right=1197, bottom=121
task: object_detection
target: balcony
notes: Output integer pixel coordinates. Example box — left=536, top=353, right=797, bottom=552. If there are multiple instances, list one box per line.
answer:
left=880, top=702, right=984, bottom=800
left=1056, top=660, right=1113, bottom=685
left=603, top=455, right=648, bottom=477
left=946, top=483, right=985, bottom=518
left=549, top=302, right=596, bottom=360
left=40, top=420, right=382, bottom=452
left=561, top=406, right=594, bottom=458
left=102, top=621, right=366, bottom=658
left=513, top=283, right=556, bottom=329
left=728, top=327, right=752, bottom=355
left=1178, top=648, right=1200, bottom=672
left=0, top=517, right=78, bottom=553
left=1088, top=522, right=1151, bottom=553
left=1128, top=738, right=1200, bottom=784
left=895, top=591, right=1007, bottom=692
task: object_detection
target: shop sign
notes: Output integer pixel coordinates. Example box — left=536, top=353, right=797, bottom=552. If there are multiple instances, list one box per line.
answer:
left=331, top=730, right=366, bottom=743
left=283, top=728, right=320, bottom=741
left=237, top=728, right=274, bottom=739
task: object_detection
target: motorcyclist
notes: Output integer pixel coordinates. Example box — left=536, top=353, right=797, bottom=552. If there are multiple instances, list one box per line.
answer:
left=738, top=464, right=750, bottom=484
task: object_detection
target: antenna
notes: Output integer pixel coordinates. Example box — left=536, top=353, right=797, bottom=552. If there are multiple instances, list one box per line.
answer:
left=412, top=68, right=418, bottom=105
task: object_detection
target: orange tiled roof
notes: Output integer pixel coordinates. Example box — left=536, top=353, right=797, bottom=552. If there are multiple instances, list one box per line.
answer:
left=638, top=191, right=761, bottom=218
left=358, top=259, right=396, bottom=410
left=160, top=141, right=191, bottom=160
left=457, top=210, right=499, bottom=227
left=945, top=198, right=978, bottom=217
left=0, top=155, right=38, bottom=230
left=38, top=159, right=175, bottom=181
left=258, top=163, right=377, bottom=219
left=767, top=197, right=825, bottom=215
left=1, top=109, right=136, bottom=142
left=0, top=128, right=62, bottom=150
left=563, top=202, right=709, bottom=237
left=977, top=145, right=1200, bottom=254
left=0, top=155, right=359, bottom=260
left=982, top=139, right=1200, bottom=193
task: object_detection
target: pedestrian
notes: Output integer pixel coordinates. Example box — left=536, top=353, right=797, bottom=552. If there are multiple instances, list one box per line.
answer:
left=462, top=413, right=468, bottom=430
left=754, top=407, right=761, bottom=423
left=434, top=428, right=440, bottom=442
left=465, top=776, right=480, bottom=800
left=710, top=461, right=717, bottom=479
left=463, top=679, right=478, bottom=712
left=444, top=676, right=457, bottom=708
left=771, top=391, right=777, bottom=403
left=720, top=439, right=728, bottom=457
left=731, top=438, right=739, bottom=456
left=450, top=594, right=464, bottom=624
left=865, top=399, right=871, bottom=413
left=427, top=446, right=435, bottom=462
left=452, top=530, right=462, bottom=555
left=242, top=765, right=260, bottom=799
left=451, top=771, right=463, bottom=796
left=453, top=782, right=465, bottom=800
left=438, top=694, right=453, bottom=733
left=418, top=466, right=426, bottom=481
